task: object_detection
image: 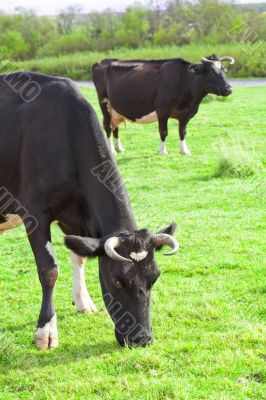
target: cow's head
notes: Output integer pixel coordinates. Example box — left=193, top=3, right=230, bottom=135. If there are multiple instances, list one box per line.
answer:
left=65, top=223, right=178, bottom=347
left=189, top=54, right=234, bottom=97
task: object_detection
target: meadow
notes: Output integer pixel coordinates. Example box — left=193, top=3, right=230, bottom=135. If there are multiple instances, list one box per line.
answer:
left=17, top=43, right=266, bottom=80
left=0, top=85, right=265, bottom=399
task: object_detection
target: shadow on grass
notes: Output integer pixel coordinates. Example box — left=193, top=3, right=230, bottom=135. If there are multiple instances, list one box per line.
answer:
left=117, top=154, right=150, bottom=165
left=179, top=174, right=216, bottom=183
left=1, top=338, right=119, bottom=371
left=2, top=311, right=120, bottom=370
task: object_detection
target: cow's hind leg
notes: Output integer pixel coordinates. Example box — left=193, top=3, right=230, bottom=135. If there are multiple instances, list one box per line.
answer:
left=71, top=252, right=97, bottom=313
left=101, top=102, right=116, bottom=154
left=179, top=121, right=191, bottom=156
left=26, top=213, right=59, bottom=350
left=158, top=116, right=169, bottom=155
left=113, top=128, right=125, bottom=153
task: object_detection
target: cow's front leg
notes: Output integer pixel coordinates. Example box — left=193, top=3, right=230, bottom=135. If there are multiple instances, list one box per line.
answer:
left=113, top=127, right=125, bottom=153
left=158, top=116, right=169, bottom=155
left=71, top=252, right=97, bottom=313
left=102, top=106, right=116, bottom=154
left=179, top=121, right=191, bottom=155
left=27, top=217, right=59, bottom=350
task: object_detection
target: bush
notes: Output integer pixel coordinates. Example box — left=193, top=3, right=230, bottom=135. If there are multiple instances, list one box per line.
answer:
left=36, top=30, right=92, bottom=58
left=0, top=30, right=30, bottom=60
left=214, top=136, right=264, bottom=178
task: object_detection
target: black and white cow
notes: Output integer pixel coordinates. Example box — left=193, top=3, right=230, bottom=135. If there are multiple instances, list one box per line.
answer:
left=0, top=72, right=179, bottom=349
left=92, top=54, right=234, bottom=155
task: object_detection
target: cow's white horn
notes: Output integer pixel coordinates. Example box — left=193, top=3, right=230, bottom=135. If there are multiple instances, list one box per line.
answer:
left=104, top=236, right=132, bottom=263
left=220, top=56, right=235, bottom=65
left=201, top=57, right=213, bottom=64
left=152, top=233, right=179, bottom=256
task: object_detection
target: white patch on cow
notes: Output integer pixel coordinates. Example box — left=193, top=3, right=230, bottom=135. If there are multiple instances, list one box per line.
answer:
left=158, top=140, right=168, bottom=155
left=36, top=314, right=58, bottom=350
left=213, top=61, right=222, bottom=70
left=0, top=214, right=23, bottom=233
left=114, top=138, right=125, bottom=153
left=107, top=137, right=116, bottom=154
left=136, top=111, right=158, bottom=124
left=180, top=139, right=191, bottom=156
left=45, top=241, right=57, bottom=266
left=130, top=250, right=148, bottom=262
left=71, top=252, right=97, bottom=313
left=106, top=101, right=126, bottom=130
left=106, top=99, right=157, bottom=129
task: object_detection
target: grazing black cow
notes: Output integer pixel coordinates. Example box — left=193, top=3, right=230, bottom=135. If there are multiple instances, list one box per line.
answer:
left=92, top=54, right=234, bottom=155
left=0, top=72, right=179, bottom=349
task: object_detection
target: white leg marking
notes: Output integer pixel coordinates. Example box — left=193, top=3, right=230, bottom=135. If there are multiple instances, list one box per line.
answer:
left=36, top=314, right=58, bottom=350
left=107, top=138, right=116, bottom=154
left=114, top=138, right=125, bottom=153
left=71, top=252, right=97, bottom=313
left=158, top=140, right=168, bottom=155
left=180, top=139, right=191, bottom=155
left=45, top=241, right=57, bottom=266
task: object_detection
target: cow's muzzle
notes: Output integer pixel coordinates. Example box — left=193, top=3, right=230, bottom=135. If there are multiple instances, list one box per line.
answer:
left=115, top=329, right=153, bottom=347
left=221, top=85, right=232, bottom=96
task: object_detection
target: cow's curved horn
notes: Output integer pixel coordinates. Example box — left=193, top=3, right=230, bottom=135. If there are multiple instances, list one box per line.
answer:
left=152, top=234, right=179, bottom=256
left=220, top=56, right=235, bottom=65
left=104, top=236, right=132, bottom=263
left=201, top=57, right=213, bottom=64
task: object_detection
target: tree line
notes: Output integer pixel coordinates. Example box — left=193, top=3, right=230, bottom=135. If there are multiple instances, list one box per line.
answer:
left=0, top=0, right=265, bottom=61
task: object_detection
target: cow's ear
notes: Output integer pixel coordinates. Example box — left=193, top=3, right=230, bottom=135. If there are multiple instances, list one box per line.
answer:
left=65, top=235, right=104, bottom=257
left=154, top=222, right=177, bottom=251
left=156, top=222, right=177, bottom=236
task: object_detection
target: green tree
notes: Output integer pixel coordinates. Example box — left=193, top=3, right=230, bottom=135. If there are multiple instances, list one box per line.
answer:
left=0, top=30, right=29, bottom=59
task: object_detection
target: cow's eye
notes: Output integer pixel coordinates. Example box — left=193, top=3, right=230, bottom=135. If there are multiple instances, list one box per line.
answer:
left=113, top=279, right=122, bottom=289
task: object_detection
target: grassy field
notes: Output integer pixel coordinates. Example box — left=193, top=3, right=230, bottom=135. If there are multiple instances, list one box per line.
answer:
left=15, top=43, right=266, bottom=80
left=0, top=86, right=265, bottom=399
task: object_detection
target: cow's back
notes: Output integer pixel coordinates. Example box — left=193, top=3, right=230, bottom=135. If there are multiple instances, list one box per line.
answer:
left=0, top=72, right=105, bottom=211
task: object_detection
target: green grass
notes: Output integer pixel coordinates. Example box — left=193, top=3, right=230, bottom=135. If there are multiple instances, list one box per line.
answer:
left=9, top=42, right=266, bottom=80
left=0, top=86, right=265, bottom=399
left=214, top=135, right=264, bottom=178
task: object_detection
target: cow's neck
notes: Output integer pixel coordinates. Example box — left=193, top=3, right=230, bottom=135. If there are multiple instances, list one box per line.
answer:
left=78, top=121, right=137, bottom=237
left=192, top=75, right=208, bottom=103
left=88, top=174, right=137, bottom=237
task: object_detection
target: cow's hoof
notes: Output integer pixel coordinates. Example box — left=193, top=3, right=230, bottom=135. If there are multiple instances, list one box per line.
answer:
left=115, top=146, right=125, bottom=153
left=179, top=140, right=191, bottom=156
left=73, top=297, right=97, bottom=313
left=36, top=315, right=58, bottom=350
left=180, top=150, right=191, bottom=156
left=77, top=303, right=97, bottom=313
left=158, top=149, right=168, bottom=155
left=107, top=139, right=116, bottom=154
left=36, top=335, right=58, bottom=350
left=158, top=141, right=168, bottom=155
left=114, top=139, right=125, bottom=153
